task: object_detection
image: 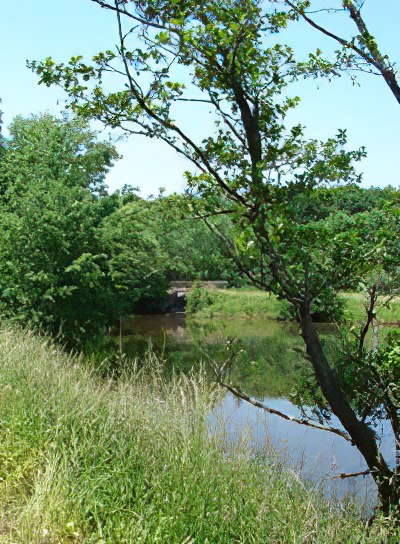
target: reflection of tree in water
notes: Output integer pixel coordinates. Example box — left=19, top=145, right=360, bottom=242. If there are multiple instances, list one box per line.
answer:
left=122, top=315, right=311, bottom=399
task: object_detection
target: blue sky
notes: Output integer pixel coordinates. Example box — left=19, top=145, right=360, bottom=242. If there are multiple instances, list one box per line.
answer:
left=1, top=0, right=399, bottom=195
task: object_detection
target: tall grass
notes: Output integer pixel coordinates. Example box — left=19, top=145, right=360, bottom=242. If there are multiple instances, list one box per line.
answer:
left=0, top=328, right=396, bottom=543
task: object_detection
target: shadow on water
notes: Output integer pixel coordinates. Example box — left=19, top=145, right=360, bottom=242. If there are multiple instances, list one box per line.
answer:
left=121, top=313, right=395, bottom=510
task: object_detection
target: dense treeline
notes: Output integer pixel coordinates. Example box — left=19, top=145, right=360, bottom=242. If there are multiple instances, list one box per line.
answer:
left=0, top=113, right=237, bottom=345
left=0, top=112, right=398, bottom=347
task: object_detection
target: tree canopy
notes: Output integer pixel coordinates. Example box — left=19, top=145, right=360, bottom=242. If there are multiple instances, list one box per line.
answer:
left=0, top=114, right=119, bottom=343
left=0, top=113, right=236, bottom=343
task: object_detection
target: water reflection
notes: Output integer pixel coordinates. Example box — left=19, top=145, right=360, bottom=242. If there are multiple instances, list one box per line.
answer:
left=214, top=394, right=394, bottom=509
left=121, top=314, right=394, bottom=507
left=122, top=314, right=305, bottom=398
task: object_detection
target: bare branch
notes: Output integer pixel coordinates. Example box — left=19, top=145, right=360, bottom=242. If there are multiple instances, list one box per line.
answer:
left=176, top=98, right=214, bottom=105
left=92, top=0, right=179, bottom=33
left=358, top=284, right=377, bottom=358
left=328, top=469, right=370, bottom=480
left=208, top=93, right=248, bottom=147
left=220, top=381, right=352, bottom=442
left=194, top=209, right=236, bottom=220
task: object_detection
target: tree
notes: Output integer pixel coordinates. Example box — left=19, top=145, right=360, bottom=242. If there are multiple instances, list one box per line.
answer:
left=151, top=193, right=238, bottom=282
left=0, top=113, right=117, bottom=197
left=0, top=114, right=119, bottom=345
left=272, top=1, right=400, bottom=104
left=31, top=0, right=399, bottom=514
left=0, top=115, right=194, bottom=341
left=100, top=198, right=169, bottom=314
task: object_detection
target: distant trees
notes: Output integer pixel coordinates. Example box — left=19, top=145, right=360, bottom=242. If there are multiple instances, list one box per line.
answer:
left=100, top=198, right=169, bottom=315
left=151, top=193, right=238, bottom=283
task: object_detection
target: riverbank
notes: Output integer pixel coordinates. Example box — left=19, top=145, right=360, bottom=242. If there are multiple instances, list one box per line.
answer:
left=186, top=287, right=400, bottom=324
left=0, top=328, right=395, bottom=543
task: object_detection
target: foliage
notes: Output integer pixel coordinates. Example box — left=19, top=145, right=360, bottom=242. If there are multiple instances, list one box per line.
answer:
left=0, top=112, right=241, bottom=343
left=317, top=185, right=400, bottom=217
left=30, top=0, right=400, bottom=511
left=185, top=280, right=214, bottom=315
left=151, top=193, right=238, bottom=282
left=335, top=329, right=400, bottom=425
left=1, top=327, right=396, bottom=543
left=0, top=115, right=120, bottom=344
left=0, top=113, right=117, bottom=197
left=100, top=199, right=169, bottom=314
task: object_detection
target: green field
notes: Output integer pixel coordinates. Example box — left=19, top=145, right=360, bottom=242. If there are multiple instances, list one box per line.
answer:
left=187, top=287, right=289, bottom=319
left=341, top=292, right=400, bottom=324
left=187, top=287, right=400, bottom=324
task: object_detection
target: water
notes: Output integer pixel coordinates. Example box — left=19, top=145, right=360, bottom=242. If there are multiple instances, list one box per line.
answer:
left=122, top=314, right=305, bottom=398
left=121, top=314, right=395, bottom=508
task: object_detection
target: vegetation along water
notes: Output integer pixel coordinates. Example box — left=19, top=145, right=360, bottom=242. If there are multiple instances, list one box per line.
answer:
left=1, top=0, right=400, bottom=540
left=0, top=327, right=398, bottom=543
left=121, top=289, right=399, bottom=507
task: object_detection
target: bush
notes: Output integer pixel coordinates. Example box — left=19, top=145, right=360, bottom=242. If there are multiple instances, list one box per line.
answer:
left=186, top=281, right=214, bottom=315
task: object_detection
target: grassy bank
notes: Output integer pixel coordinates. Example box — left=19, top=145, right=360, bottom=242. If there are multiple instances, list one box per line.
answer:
left=341, top=292, right=400, bottom=324
left=187, top=287, right=400, bottom=324
left=187, top=287, right=288, bottom=320
left=0, top=328, right=395, bottom=543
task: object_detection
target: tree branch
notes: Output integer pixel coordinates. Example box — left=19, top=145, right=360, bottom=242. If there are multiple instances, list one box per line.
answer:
left=328, top=469, right=370, bottom=479
left=344, top=0, right=400, bottom=104
left=219, top=381, right=352, bottom=441
left=92, top=0, right=179, bottom=33
left=283, top=0, right=400, bottom=104
left=198, top=213, right=267, bottom=289
left=358, top=284, right=377, bottom=359
left=114, top=1, right=247, bottom=207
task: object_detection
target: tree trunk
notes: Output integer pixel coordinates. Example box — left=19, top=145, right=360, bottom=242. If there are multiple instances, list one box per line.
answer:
left=299, top=308, right=396, bottom=513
